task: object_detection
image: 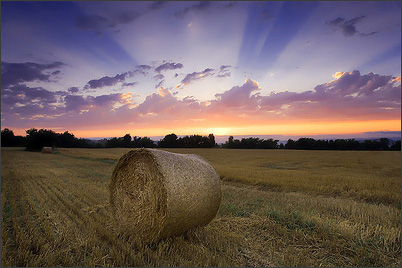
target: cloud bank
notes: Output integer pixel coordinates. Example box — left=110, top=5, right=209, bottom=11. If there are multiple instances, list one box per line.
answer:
left=1, top=61, right=400, bottom=133
left=1, top=61, right=66, bottom=88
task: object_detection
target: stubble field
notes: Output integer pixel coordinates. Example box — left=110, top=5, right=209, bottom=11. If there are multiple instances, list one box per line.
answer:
left=1, top=147, right=401, bottom=267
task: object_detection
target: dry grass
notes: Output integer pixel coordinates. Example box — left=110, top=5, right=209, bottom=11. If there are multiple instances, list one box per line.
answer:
left=1, top=147, right=401, bottom=266
left=164, top=148, right=401, bottom=207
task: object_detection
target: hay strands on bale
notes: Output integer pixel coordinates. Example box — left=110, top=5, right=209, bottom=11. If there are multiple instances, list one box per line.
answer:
left=109, top=148, right=221, bottom=244
left=41, top=147, right=53, bottom=154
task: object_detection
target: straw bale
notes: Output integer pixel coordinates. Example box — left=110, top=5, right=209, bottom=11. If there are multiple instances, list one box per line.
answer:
left=109, top=148, right=221, bottom=243
left=41, top=147, right=52, bottom=154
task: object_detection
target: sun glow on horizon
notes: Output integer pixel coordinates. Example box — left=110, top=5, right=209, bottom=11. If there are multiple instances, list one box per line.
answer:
left=207, top=128, right=232, bottom=136
left=6, top=119, right=399, bottom=140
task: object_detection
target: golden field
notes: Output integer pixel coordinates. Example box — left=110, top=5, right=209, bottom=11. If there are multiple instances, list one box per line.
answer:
left=1, top=147, right=401, bottom=267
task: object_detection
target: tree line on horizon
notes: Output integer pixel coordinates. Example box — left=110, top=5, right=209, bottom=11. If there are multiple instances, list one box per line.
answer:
left=1, top=128, right=401, bottom=151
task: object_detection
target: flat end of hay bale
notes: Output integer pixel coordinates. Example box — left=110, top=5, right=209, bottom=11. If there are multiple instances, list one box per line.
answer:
left=109, top=148, right=167, bottom=243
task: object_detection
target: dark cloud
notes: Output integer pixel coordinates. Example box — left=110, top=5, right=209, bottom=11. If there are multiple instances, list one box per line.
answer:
left=4, top=84, right=56, bottom=105
left=218, top=65, right=231, bottom=78
left=155, top=80, right=164, bottom=89
left=81, top=65, right=151, bottom=90
left=68, top=87, right=80, bottom=94
left=134, top=64, right=152, bottom=75
left=1, top=84, right=59, bottom=118
left=51, top=70, right=61, bottom=75
left=222, top=2, right=237, bottom=9
left=84, top=71, right=133, bottom=89
left=154, top=74, right=165, bottom=80
left=260, top=10, right=274, bottom=22
left=178, top=65, right=231, bottom=87
left=220, top=65, right=231, bottom=71
left=181, top=68, right=215, bottom=86
left=217, top=72, right=231, bottom=78
left=122, top=82, right=138, bottom=88
left=155, top=62, right=184, bottom=73
left=76, top=14, right=109, bottom=30
left=76, top=11, right=142, bottom=32
left=174, top=1, right=212, bottom=19
left=327, top=16, right=377, bottom=37
left=64, top=93, right=124, bottom=112
left=2, top=82, right=132, bottom=119
left=1, top=61, right=65, bottom=88
left=64, top=94, right=90, bottom=112
left=174, top=1, right=237, bottom=19
left=93, top=94, right=123, bottom=108
left=150, top=1, right=168, bottom=10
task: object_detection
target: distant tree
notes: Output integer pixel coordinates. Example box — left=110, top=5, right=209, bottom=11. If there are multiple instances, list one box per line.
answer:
left=390, top=140, right=401, bottom=151
left=379, top=138, right=390, bottom=150
left=360, top=139, right=381, bottom=150
left=223, top=136, right=278, bottom=149
left=208, top=133, right=216, bottom=147
left=123, top=134, right=132, bottom=147
left=57, top=131, right=77, bottom=148
left=158, top=133, right=178, bottom=148
left=25, top=128, right=58, bottom=151
left=138, top=137, right=156, bottom=148
left=106, top=137, right=123, bottom=148
left=132, top=136, right=141, bottom=147
left=13, top=135, right=27, bottom=147
left=223, top=136, right=234, bottom=148
left=223, top=136, right=239, bottom=148
left=345, top=139, right=360, bottom=150
left=261, top=138, right=279, bottom=149
left=285, top=139, right=296, bottom=149
left=1, top=128, right=15, bottom=147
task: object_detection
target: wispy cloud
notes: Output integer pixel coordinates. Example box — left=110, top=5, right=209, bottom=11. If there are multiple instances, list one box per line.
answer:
left=83, top=64, right=151, bottom=90
left=217, top=65, right=232, bottom=78
left=76, top=11, right=142, bottom=32
left=174, top=1, right=212, bottom=19
left=174, top=1, right=237, bottom=19
left=155, top=62, right=184, bottom=73
left=149, top=1, right=168, bottom=10
left=122, top=82, right=138, bottom=88
left=84, top=71, right=133, bottom=89
left=327, top=16, right=377, bottom=37
left=134, top=65, right=152, bottom=75
left=180, top=68, right=215, bottom=86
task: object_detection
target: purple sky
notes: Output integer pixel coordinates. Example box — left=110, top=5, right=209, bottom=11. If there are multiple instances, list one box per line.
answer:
left=1, top=1, right=401, bottom=139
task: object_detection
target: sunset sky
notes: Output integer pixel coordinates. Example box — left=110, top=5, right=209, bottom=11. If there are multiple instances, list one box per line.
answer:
left=1, top=1, right=401, bottom=140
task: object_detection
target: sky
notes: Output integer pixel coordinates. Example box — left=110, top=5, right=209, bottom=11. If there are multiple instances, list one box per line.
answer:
left=1, top=1, right=401, bottom=140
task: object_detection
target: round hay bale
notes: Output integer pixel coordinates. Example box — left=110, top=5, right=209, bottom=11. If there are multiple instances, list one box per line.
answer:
left=41, top=147, right=52, bottom=154
left=109, top=148, right=221, bottom=243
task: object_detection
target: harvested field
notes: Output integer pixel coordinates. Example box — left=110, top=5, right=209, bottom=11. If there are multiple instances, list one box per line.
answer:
left=1, top=147, right=401, bottom=266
